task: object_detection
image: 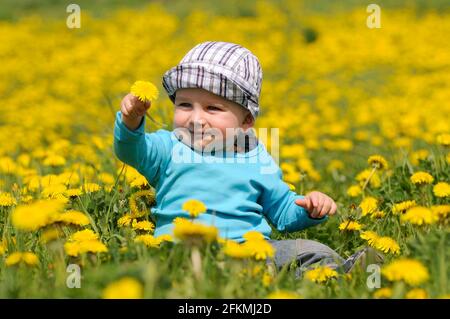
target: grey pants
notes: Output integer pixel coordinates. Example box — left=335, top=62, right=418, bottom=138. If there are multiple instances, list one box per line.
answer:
left=267, top=239, right=368, bottom=277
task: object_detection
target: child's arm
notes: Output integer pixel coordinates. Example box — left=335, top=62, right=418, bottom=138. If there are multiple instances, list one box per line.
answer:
left=113, top=94, right=172, bottom=186
left=260, top=169, right=329, bottom=232
left=120, top=93, right=150, bottom=130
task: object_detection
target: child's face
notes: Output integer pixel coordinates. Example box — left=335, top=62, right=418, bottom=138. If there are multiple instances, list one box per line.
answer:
left=173, top=88, right=254, bottom=151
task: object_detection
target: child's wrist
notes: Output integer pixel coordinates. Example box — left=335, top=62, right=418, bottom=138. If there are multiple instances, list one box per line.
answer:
left=122, top=114, right=143, bottom=131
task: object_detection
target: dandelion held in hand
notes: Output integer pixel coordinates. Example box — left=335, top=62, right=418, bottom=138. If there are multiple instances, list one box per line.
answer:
left=130, top=80, right=166, bottom=127
left=130, top=81, right=159, bottom=102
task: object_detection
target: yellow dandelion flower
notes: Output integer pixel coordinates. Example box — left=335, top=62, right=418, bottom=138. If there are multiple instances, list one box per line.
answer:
left=69, top=229, right=98, bottom=242
left=436, top=133, right=450, bottom=147
left=382, top=258, right=429, bottom=286
left=368, top=155, right=388, bottom=170
left=65, top=188, right=82, bottom=197
left=0, top=156, right=17, bottom=174
left=80, top=241, right=107, bottom=254
left=360, top=230, right=379, bottom=246
left=22, top=252, right=39, bottom=266
left=359, top=197, right=378, bottom=216
left=173, top=217, right=188, bottom=225
left=338, top=220, right=363, bottom=231
left=222, top=240, right=253, bottom=259
left=243, top=239, right=275, bottom=260
left=99, top=173, right=115, bottom=185
left=5, top=252, right=24, bottom=267
left=406, top=288, right=428, bottom=299
left=83, top=183, right=101, bottom=193
left=266, top=290, right=301, bottom=299
left=305, top=266, right=338, bottom=283
left=431, top=205, right=450, bottom=219
left=374, top=236, right=400, bottom=255
left=433, top=182, right=450, bottom=197
left=131, top=219, right=155, bottom=232
left=12, top=199, right=64, bottom=231
left=373, top=288, right=392, bottom=299
left=5, top=252, right=39, bottom=267
left=130, top=81, right=159, bottom=103
left=64, top=240, right=107, bottom=257
left=155, top=234, right=173, bottom=244
left=370, top=210, right=385, bottom=219
left=102, top=277, right=143, bottom=299
left=63, top=242, right=81, bottom=257
left=40, top=228, right=63, bottom=244
left=182, top=199, right=207, bottom=218
left=410, top=172, right=434, bottom=185
left=20, top=195, right=33, bottom=204
left=0, top=192, right=17, bottom=206
left=173, top=218, right=218, bottom=244
left=129, top=189, right=155, bottom=218
left=392, top=200, right=416, bottom=214
left=130, top=175, right=149, bottom=187
left=41, top=184, right=64, bottom=198
left=243, top=230, right=265, bottom=242
left=347, top=185, right=362, bottom=197
left=401, top=206, right=438, bottom=225
left=52, top=210, right=90, bottom=226
left=327, top=160, right=344, bottom=172
left=117, top=215, right=134, bottom=227
left=409, top=149, right=429, bottom=166
left=43, top=154, right=66, bottom=167
left=281, top=162, right=301, bottom=184
left=134, top=234, right=160, bottom=248
left=356, top=169, right=381, bottom=188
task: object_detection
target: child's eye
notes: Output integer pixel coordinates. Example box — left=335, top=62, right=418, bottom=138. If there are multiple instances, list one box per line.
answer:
left=177, top=103, right=192, bottom=108
left=207, top=106, right=222, bottom=111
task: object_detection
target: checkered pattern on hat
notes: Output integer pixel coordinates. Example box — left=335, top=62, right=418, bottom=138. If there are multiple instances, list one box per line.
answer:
left=162, top=41, right=262, bottom=119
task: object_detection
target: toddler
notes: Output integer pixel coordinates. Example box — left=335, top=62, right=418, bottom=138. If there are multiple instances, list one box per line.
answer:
left=114, top=41, right=382, bottom=275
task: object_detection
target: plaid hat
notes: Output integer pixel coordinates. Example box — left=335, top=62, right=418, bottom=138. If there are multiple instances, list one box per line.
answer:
left=162, top=41, right=263, bottom=119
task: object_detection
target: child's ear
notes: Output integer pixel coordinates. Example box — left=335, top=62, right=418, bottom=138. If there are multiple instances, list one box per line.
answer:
left=242, top=112, right=255, bottom=130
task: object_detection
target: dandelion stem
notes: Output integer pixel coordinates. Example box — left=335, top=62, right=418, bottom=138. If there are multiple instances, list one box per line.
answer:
left=361, top=167, right=377, bottom=193
left=191, top=246, right=203, bottom=281
left=145, top=111, right=167, bottom=128
left=77, top=197, right=99, bottom=234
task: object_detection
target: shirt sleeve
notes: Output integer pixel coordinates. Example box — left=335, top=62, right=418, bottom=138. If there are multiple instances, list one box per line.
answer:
left=113, top=111, right=172, bottom=186
left=260, top=167, right=327, bottom=232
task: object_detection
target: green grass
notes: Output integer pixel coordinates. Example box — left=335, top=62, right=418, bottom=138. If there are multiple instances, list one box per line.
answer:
left=1, top=0, right=449, bottom=21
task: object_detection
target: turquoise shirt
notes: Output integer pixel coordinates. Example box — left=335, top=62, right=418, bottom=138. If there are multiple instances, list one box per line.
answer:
left=113, top=111, right=326, bottom=242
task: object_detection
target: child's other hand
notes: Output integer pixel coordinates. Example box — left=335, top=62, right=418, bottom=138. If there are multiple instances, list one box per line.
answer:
left=295, top=191, right=337, bottom=219
left=120, top=93, right=151, bottom=120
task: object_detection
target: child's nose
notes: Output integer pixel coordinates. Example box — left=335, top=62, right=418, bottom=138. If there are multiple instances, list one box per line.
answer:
left=189, top=109, right=207, bottom=127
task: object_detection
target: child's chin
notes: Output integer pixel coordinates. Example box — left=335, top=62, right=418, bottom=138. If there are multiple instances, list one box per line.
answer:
left=190, top=137, right=228, bottom=153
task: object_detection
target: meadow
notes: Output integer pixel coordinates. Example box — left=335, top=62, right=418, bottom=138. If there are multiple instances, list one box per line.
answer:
left=0, top=0, right=448, bottom=298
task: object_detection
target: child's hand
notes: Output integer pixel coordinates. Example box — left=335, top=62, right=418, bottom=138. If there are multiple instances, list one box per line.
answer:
left=295, top=191, right=337, bottom=219
left=121, top=93, right=151, bottom=119
left=120, top=93, right=151, bottom=130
